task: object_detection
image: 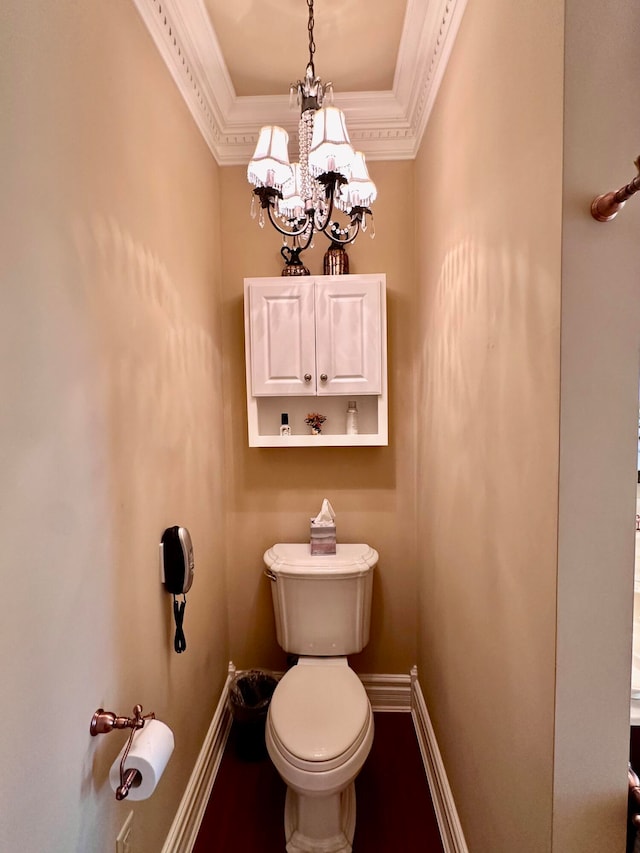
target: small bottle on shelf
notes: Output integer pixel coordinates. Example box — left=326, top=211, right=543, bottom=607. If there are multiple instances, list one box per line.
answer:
left=346, top=401, right=359, bottom=435
left=280, top=413, right=291, bottom=436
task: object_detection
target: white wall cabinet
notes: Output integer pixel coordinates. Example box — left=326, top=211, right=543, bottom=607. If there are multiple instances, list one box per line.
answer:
left=244, top=274, right=387, bottom=447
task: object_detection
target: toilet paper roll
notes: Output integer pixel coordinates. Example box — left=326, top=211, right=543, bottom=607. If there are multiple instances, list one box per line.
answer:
left=109, top=719, right=174, bottom=801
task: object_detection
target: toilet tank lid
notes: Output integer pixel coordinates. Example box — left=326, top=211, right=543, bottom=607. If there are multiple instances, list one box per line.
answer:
left=264, top=543, right=378, bottom=575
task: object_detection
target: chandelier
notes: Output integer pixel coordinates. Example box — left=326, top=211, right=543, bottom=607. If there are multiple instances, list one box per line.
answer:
left=247, top=0, right=377, bottom=276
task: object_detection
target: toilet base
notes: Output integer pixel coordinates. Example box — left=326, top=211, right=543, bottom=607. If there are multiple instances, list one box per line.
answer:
left=284, top=782, right=356, bottom=853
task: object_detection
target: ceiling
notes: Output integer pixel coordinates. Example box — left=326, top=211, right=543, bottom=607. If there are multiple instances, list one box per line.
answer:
left=203, top=0, right=405, bottom=96
left=132, top=0, right=467, bottom=164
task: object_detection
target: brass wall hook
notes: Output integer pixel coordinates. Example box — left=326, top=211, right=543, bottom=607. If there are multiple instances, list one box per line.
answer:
left=90, top=704, right=156, bottom=800
left=591, top=156, right=640, bottom=222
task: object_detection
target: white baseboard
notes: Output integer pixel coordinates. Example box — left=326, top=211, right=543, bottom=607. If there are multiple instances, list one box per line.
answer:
left=260, top=669, right=413, bottom=712
left=360, top=671, right=412, bottom=712
left=410, top=666, right=469, bottom=853
left=160, top=663, right=235, bottom=853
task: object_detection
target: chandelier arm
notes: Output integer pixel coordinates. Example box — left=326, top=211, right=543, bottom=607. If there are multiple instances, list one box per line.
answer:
left=322, top=217, right=361, bottom=246
left=265, top=203, right=313, bottom=240
left=314, top=187, right=366, bottom=245
left=285, top=216, right=316, bottom=253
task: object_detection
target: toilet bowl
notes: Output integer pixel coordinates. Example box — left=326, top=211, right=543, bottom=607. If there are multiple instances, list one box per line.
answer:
left=263, top=543, right=378, bottom=853
left=266, top=658, right=374, bottom=852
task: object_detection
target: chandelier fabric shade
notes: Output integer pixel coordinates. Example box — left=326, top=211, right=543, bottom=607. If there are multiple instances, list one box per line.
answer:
left=278, top=162, right=305, bottom=219
left=308, top=107, right=354, bottom=178
left=246, top=0, right=376, bottom=273
left=247, top=126, right=292, bottom=189
left=337, top=152, right=377, bottom=211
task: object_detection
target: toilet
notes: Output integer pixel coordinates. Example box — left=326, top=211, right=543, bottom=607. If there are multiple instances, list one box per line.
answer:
left=263, top=543, right=378, bottom=853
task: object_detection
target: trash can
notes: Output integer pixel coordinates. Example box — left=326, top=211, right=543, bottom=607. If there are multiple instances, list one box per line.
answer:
left=228, top=670, right=278, bottom=761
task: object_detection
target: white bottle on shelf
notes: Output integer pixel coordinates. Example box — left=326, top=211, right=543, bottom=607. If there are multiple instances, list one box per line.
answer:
left=346, top=401, right=359, bottom=435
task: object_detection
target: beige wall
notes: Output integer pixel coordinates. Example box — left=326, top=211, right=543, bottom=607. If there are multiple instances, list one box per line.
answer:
left=415, top=0, right=640, bottom=851
left=219, top=161, right=418, bottom=675
left=1, top=2, right=228, bottom=852
left=414, top=0, right=563, bottom=851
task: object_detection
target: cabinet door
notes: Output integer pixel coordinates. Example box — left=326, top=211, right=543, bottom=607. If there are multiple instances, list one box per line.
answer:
left=247, top=281, right=317, bottom=396
left=314, top=278, right=383, bottom=395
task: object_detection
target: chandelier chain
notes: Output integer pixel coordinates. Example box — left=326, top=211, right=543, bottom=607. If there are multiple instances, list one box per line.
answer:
left=307, top=0, right=316, bottom=73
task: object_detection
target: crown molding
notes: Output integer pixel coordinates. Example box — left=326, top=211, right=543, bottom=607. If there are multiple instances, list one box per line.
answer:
left=394, top=0, right=469, bottom=150
left=131, top=0, right=467, bottom=166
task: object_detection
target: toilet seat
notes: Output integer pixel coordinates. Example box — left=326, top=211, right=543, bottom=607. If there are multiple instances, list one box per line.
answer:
left=268, top=661, right=370, bottom=773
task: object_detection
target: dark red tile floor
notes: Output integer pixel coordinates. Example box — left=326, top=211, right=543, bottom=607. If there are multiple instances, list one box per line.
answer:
left=193, top=711, right=444, bottom=852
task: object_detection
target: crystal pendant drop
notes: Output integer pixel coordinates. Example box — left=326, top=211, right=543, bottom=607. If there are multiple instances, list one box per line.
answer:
left=250, top=193, right=256, bottom=219
left=258, top=208, right=265, bottom=228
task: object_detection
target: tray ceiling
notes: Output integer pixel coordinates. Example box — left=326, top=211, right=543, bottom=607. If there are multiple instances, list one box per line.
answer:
left=131, top=0, right=468, bottom=164
left=204, top=0, right=405, bottom=96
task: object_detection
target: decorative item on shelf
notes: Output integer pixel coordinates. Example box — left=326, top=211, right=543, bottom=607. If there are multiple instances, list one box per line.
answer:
left=246, top=0, right=376, bottom=275
left=281, top=243, right=310, bottom=277
left=280, top=413, right=291, bottom=436
left=323, top=242, right=349, bottom=275
left=305, top=412, right=327, bottom=435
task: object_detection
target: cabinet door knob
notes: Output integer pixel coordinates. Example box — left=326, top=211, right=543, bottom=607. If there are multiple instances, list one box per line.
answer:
left=320, top=373, right=328, bottom=382
left=304, top=373, right=312, bottom=382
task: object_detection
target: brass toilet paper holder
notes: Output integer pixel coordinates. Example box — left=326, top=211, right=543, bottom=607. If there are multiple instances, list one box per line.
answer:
left=90, top=704, right=156, bottom=800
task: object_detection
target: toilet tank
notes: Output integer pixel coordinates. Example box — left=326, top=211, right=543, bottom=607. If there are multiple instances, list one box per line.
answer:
left=264, top=543, right=378, bottom=656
